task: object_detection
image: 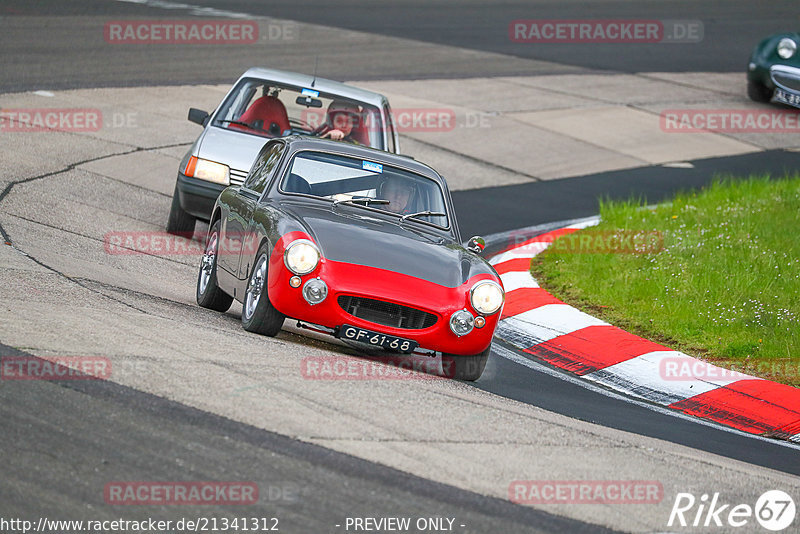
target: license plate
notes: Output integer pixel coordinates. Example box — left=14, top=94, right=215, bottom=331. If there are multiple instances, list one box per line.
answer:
left=337, top=325, right=418, bottom=353
left=773, top=88, right=800, bottom=107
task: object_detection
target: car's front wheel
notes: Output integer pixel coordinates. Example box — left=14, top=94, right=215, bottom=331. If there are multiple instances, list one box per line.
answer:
left=167, top=184, right=196, bottom=235
left=442, top=346, right=491, bottom=381
left=747, top=80, right=773, bottom=103
left=241, top=244, right=285, bottom=336
left=196, top=220, right=234, bottom=312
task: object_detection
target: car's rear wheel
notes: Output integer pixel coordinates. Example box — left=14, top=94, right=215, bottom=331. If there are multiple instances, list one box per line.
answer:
left=747, top=80, right=773, bottom=103
left=196, top=220, right=234, bottom=312
left=442, top=346, right=491, bottom=381
left=241, top=244, right=285, bottom=336
left=167, top=184, right=196, bottom=235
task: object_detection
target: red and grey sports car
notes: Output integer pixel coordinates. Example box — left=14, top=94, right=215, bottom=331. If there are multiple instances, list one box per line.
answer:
left=196, top=136, right=503, bottom=380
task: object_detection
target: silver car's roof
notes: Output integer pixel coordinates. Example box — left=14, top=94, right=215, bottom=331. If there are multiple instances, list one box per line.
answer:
left=238, top=67, right=389, bottom=108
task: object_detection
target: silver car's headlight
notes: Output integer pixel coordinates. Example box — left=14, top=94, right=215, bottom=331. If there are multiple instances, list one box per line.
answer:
left=284, top=239, right=320, bottom=275
left=778, top=38, right=797, bottom=59
left=186, top=156, right=230, bottom=185
left=470, top=280, right=504, bottom=315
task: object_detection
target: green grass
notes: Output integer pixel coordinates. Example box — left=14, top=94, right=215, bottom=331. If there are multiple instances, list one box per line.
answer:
left=532, top=175, right=800, bottom=386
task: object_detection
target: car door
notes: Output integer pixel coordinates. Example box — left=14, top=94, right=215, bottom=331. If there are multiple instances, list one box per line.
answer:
left=217, top=141, right=281, bottom=277
left=234, top=141, right=285, bottom=281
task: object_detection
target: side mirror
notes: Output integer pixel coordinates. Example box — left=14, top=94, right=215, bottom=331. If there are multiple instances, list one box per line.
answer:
left=466, top=236, right=485, bottom=255
left=188, top=108, right=210, bottom=126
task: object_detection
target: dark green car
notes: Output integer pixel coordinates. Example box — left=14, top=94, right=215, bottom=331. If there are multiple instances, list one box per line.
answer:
left=748, top=32, right=800, bottom=107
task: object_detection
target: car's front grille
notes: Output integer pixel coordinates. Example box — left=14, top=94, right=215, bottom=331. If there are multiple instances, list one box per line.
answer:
left=338, top=295, right=438, bottom=330
left=230, top=168, right=248, bottom=186
left=771, top=66, right=800, bottom=92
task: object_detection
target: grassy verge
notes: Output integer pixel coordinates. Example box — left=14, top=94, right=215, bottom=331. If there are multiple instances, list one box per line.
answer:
left=532, top=175, right=800, bottom=386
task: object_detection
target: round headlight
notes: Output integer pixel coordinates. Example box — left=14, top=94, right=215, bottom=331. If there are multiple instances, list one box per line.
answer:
left=284, top=239, right=320, bottom=275
left=302, top=278, right=328, bottom=305
left=470, top=280, right=504, bottom=315
left=778, top=38, right=797, bottom=59
left=450, top=309, right=474, bottom=337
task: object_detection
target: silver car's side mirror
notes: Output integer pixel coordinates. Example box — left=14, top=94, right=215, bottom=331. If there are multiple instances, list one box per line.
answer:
left=188, top=107, right=210, bottom=126
left=467, top=235, right=485, bottom=255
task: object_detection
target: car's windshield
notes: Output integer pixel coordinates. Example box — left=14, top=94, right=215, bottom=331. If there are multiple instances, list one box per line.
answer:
left=212, top=78, right=385, bottom=150
left=281, top=151, right=449, bottom=228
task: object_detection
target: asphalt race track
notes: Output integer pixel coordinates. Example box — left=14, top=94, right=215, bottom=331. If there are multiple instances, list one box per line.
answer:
left=2, top=1, right=800, bottom=533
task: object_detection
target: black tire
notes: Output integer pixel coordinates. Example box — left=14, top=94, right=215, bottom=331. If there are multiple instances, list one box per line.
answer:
left=442, top=345, right=491, bottom=381
left=167, top=184, right=196, bottom=235
left=747, top=80, right=772, bottom=103
left=196, top=220, right=234, bottom=312
left=241, top=243, right=285, bottom=336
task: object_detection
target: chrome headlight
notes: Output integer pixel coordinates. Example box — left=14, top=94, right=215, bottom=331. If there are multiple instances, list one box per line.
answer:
left=450, top=309, right=474, bottom=337
left=186, top=156, right=230, bottom=185
left=778, top=38, right=797, bottom=59
left=470, top=280, right=504, bottom=316
left=284, top=239, right=320, bottom=275
left=302, top=278, right=328, bottom=305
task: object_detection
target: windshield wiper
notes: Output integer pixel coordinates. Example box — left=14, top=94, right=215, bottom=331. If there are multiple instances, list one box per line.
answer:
left=333, top=197, right=390, bottom=207
left=218, top=119, right=262, bottom=130
left=400, top=210, right=446, bottom=222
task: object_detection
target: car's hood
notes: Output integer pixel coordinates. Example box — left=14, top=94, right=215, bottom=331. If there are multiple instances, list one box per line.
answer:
left=277, top=201, right=493, bottom=288
left=198, top=126, right=270, bottom=173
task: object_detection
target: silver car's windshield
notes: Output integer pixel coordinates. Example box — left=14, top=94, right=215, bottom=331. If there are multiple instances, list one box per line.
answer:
left=212, top=78, right=385, bottom=150
left=281, top=151, right=449, bottom=228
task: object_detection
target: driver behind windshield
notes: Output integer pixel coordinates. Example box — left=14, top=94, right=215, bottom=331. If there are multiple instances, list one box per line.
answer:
left=378, top=176, right=417, bottom=214
left=316, top=100, right=363, bottom=144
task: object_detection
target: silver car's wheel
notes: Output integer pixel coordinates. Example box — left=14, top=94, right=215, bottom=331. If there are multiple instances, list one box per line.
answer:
left=196, top=220, right=233, bottom=312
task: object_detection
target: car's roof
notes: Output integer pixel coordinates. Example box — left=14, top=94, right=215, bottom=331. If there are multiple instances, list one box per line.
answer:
left=239, top=67, right=388, bottom=108
left=278, top=136, right=445, bottom=185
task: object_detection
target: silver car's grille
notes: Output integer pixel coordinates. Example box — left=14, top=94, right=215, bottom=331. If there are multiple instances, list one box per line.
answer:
left=230, top=168, right=248, bottom=186
left=771, top=66, right=800, bottom=92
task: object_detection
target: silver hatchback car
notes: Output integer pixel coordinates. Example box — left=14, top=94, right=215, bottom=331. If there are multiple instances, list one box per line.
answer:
left=168, top=67, right=400, bottom=234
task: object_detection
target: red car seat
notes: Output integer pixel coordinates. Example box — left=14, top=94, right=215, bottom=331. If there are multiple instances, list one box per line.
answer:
left=238, top=95, right=290, bottom=136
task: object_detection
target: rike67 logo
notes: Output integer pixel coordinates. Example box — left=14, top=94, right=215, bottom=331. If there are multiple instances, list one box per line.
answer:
left=668, top=490, right=796, bottom=531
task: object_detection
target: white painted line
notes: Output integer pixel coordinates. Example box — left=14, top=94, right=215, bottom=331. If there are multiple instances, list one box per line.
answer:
left=489, top=246, right=544, bottom=265
left=115, top=0, right=256, bottom=19
left=499, top=270, right=539, bottom=292
left=583, top=351, right=724, bottom=406
left=564, top=217, right=601, bottom=230
left=492, top=344, right=800, bottom=451
left=498, top=304, right=607, bottom=345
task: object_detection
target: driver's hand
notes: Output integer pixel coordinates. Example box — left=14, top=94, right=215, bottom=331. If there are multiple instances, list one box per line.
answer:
left=322, top=129, right=345, bottom=141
